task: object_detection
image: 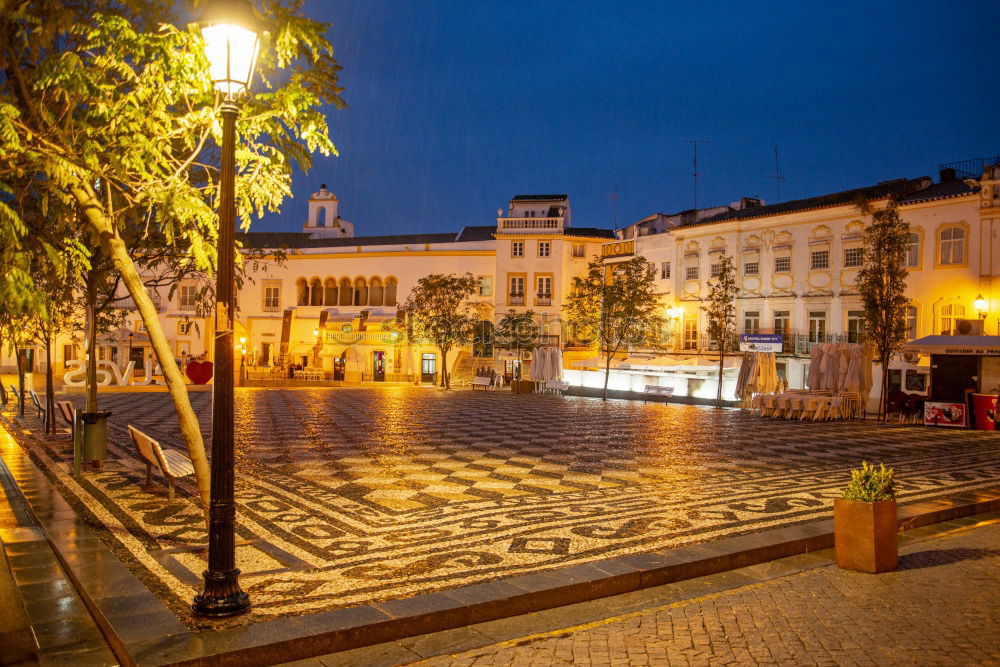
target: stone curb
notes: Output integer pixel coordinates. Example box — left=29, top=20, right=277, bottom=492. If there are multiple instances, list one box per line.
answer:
left=2, top=415, right=998, bottom=665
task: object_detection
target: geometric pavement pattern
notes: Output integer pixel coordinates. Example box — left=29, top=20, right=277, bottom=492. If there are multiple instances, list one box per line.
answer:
left=4, top=386, right=999, bottom=626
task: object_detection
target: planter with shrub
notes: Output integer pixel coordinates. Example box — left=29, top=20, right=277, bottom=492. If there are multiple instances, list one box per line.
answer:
left=834, top=461, right=897, bottom=573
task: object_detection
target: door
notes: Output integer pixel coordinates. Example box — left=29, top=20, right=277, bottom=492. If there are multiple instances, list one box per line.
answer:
left=130, top=347, right=145, bottom=376
left=372, top=351, right=386, bottom=381
left=421, top=353, right=437, bottom=383
left=260, top=342, right=271, bottom=367
left=473, top=320, right=494, bottom=358
left=930, top=355, right=979, bottom=402
left=333, top=353, right=346, bottom=381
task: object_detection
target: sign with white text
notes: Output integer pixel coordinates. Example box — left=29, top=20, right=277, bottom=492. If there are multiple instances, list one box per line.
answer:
left=739, top=334, right=783, bottom=353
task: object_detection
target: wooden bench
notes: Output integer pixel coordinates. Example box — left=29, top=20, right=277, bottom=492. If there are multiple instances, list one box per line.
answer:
left=0, top=383, right=7, bottom=408
left=127, top=425, right=195, bottom=501
left=28, top=390, right=47, bottom=423
left=471, top=376, right=493, bottom=391
left=642, top=385, right=675, bottom=402
left=9, top=384, right=21, bottom=412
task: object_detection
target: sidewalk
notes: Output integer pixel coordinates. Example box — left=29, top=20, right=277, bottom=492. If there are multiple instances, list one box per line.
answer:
left=297, top=516, right=1000, bottom=666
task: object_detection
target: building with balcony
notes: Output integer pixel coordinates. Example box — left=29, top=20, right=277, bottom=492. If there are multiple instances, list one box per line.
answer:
left=586, top=160, right=1000, bottom=404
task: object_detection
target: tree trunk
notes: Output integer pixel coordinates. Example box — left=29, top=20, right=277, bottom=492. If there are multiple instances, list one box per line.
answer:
left=880, top=358, right=889, bottom=422
left=71, top=185, right=211, bottom=517
left=85, top=275, right=99, bottom=414
left=15, top=346, right=25, bottom=417
left=716, top=348, right=725, bottom=408
left=44, top=332, right=55, bottom=434
left=441, top=346, right=450, bottom=389
left=602, top=350, right=611, bottom=401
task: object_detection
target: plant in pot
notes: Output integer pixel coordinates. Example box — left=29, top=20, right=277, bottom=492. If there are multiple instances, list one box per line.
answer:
left=834, top=461, right=897, bottom=573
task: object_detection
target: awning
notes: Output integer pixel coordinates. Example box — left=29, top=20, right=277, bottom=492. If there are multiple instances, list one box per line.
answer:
left=903, top=335, right=1000, bottom=356
left=322, top=308, right=355, bottom=323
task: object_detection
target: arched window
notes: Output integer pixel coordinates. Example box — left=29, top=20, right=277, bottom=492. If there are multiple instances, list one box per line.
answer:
left=369, top=277, right=384, bottom=306
left=385, top=277, right=398, bottom=307
left=905, top=233, right=920, bottom=268
left=353, top=278, right=368, bottom=306
left=296, top=278, right=308, bottom=306
left=338, top=278, right=352, bottom=306
left=324, top=278, right=337, bottom=306
left=309, top=278, right=322, bottom=306
left=315, top=207, right=326, bottom=227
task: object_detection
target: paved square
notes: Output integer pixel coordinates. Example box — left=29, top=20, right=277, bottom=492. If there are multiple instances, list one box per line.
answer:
left=6, top=387, right=999, bottom=624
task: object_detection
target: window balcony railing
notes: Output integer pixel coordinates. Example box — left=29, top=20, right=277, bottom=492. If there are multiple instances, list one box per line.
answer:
left=509, top=294, right=525, bottom=305
left=177, top=302, right=197, bottom=312
left=262, top=303, right=281, bottom=313
left=497, top=217, right=563, bottom=231
left=111, top=292, right=162, bottom=312
left=535, top=294, right=552, bottom=306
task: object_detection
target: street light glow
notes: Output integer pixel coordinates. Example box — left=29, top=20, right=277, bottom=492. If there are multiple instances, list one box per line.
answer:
left=202, top=22, right=260, bottom=98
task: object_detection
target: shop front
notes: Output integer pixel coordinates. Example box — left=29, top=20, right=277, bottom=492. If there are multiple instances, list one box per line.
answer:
left=903, top=336, right=1000, bottom=430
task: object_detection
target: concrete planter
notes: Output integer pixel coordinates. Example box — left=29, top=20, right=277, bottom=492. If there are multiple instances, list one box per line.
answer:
left=834, top=497, right=898, bottom=573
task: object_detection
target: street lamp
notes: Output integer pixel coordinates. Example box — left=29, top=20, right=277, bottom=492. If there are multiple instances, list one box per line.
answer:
left=974, top=294, right=987, bottom=319
left=239, top=336, right=247, bottom=384
left=192, top=0, right=263, bottom=619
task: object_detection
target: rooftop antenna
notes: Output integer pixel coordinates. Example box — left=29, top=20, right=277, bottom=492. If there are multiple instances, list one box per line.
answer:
left=765, top=145, right=785, bottom=202
left=681, top=139, right=709, bottom=210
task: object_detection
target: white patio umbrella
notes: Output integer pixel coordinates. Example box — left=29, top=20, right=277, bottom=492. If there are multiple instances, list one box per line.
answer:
left=836, top=343, right=851, bottom=391
left=551, top=347, right=564, bottom=381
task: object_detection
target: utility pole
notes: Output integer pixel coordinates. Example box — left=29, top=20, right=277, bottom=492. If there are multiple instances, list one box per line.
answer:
left=682, top=140, right=709, bottom=211
left=765, top=145, right=785, bottom=203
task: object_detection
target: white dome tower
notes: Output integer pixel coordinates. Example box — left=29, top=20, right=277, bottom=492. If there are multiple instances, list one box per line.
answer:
left=304, top=184, right=354, bottom=238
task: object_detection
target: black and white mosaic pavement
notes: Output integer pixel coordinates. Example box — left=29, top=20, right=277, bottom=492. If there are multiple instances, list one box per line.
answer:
left=7, top=387, right=999, bottom=622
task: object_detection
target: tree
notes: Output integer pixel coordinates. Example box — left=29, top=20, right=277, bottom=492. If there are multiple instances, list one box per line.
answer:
left=702, top=254, right=738, bottom=407
left=0, top=0, right=344, bottom=514
left=856, top=199, right=910, bottom=420
left=494, top=309, right=538, bottom=377
left=564, top=255, right=662, bottom=400
left=402, top=273, right=480, bottom=389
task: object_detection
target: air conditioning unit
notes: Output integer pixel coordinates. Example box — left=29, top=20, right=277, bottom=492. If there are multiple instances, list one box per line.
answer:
left=902, top=351, right=920, bottom=364
left=955, top=318, right=984, bottom=335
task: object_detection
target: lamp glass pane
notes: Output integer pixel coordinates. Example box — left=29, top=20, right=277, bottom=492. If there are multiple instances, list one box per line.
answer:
left=202, top=23, right=260, bottom=95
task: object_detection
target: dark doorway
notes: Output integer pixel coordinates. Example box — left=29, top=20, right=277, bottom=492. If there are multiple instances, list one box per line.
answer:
left=333, top=353, right=345, bottom=381
left=260, top=342, right=272, bottom=367
left=372, top=351, right=386, bottom=381
left=421, top=353, right=437, bottom=384
left=130, top=347, right=145, bottom=376
left=930, top=355, right=979, bottom=402
left=473, top=320, right=494, bottom=358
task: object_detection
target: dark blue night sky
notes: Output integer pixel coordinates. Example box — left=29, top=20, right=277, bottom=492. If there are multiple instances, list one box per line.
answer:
left=257, top=0, right=999, bottom=236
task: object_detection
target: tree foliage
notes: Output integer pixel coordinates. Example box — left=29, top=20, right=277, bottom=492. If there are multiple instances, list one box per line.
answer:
left=494, top=310, right=539, bottom=352
left=402, top=273, right=480, bottom=389
left=563, top=255, right=662, bottom=400
left=856, top=199, right=910, bottom=419
left=702, top=254, right=738, bottom=406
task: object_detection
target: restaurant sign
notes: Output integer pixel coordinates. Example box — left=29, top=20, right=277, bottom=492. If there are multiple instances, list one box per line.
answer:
left=739, top=334, right=783, bottom=352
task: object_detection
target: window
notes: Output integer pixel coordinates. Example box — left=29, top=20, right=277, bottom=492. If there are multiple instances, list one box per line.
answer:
left=775, top=256, right=791, bottom=273
left=685, top=266, right=699, bottom=280
left=808, top=311, right=826, bottom=342
left=263, top=285, right=280, bottom=312
left=63, top=345, right=77, bottom=362
left=178, top=284, right=197, bottom=310
left=905, top=305, right=918, bottom=340
left=710, top=263, right=721, bottom=278
left=134, top=320, right=146, bottom=332
left=773, top=310, right=790, bottom=335
left=537, top=241, right=551, bottom=257
left=940, top=304, right=965, bottom=335
left=744, top=261, right=759, bottom=276
left=178, top=320, right=193, bottom=335
left=743, top=311, right=760, bottom=334
left=683, top=319, right=698, bottom=350
left=846, top=310, right=865, bottom=343
left=478, top=277, right=493, bottom=297
left=810, top=250, right=830, bottom=270
left=660, top=262, right=671, bottom=279
left=905, top=233, right=920, bottom=267
left=572, top=243, right=585, bottom=257
left=512, top=241, right=524, bottom=257
left=940, top=227, right=964, bottom=265
left=509, top=276, right=525, bottom=305
left=844, top=247, right=863, bottom=268
left=647, top=264, right=656, bottom=279
left=536, top=276, right=552, bottom=305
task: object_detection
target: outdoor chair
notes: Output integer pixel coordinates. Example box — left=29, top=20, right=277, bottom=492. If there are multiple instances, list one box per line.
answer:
left=901, top=394, right=925, bottom=424
left=127, top=425, right=195, bottom=502
left=56, top=401, right=75, bottom=433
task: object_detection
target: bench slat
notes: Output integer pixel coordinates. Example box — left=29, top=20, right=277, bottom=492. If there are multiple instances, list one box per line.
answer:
left=161, top=449, right=195, bottom=477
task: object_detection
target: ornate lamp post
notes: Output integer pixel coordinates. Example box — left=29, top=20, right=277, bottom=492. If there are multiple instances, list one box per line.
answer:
left=192, top=0, right=263, bottom=618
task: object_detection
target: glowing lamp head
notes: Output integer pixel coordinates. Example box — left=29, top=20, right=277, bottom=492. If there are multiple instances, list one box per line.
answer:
left=239, top=336, right=246, bottom=344
left=199, top=0, right=264, bottom=99
left=974, top=294, right=987, bottom=313
left=667, top=307, right=684, bottom=319
left=313, top=328, right=319, bottom=337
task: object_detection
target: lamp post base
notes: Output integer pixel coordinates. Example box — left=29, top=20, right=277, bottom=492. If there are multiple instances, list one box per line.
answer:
left=192, top=568, right=250, bottom=617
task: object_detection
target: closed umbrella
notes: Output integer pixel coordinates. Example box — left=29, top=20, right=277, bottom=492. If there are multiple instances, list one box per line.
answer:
left=551, top=347, right=564, bottom=381
left=836, top=343, right=851, bottom=391
left=762, top=352, right=778, bottom=394
left=807, top=345, right=823, bottom=389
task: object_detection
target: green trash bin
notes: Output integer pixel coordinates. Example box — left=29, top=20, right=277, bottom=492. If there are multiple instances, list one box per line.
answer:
left=80, top=411, right=112, bottom=462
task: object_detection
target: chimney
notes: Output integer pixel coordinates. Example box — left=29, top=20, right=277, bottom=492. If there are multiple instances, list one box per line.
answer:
left=939, top=168, right=956, bottom=183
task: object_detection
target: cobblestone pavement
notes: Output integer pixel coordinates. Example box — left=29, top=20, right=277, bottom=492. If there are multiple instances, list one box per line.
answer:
left=416, top=520, right=1000, bottom=666
left=4, top=387, right=998, bottom=623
